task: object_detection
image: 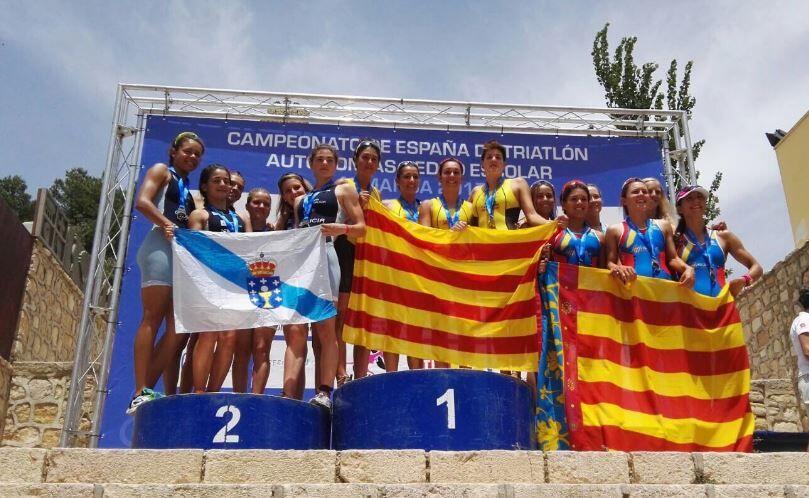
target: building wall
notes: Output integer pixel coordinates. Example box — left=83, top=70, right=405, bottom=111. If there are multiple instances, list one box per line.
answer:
left=737, top=240, right=809, bottom=430
left=0, top=357, right=12, bottom=437
left=775, top=110, right=809, bottom=248
left=12, top=240, right=83, bottom=364
left=2, top=362, right=94, bottom=448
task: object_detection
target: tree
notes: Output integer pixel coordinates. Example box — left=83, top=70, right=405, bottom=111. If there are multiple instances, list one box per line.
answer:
left=0, top=175, right=34, bottom=222
left=50, top=168, right=102, bottom=251
left=592, top=23, right=721, bottom=220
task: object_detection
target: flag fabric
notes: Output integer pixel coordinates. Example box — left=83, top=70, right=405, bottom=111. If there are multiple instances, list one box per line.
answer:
left=536, top=261, right=754, bottom=452
left=343, top=197, right=557, bottom=371
left=172, top=227, right=336, bottom=333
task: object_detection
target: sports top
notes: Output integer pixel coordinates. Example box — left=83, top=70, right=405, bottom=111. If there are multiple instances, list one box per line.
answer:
left=388, top=197, right=421, bottom=223
left=619, top=218, right=672, bottom=280
left=678, top=229, right=727, bottom=296
left=205, top=205, right=245, bottom=233
left=155, top=167, right=195, bottom=228
left=428, top=196, right=473, bottom=230
left=470, top=178, right=521, bottom=230
left=551, top=226, right=601, bottom=267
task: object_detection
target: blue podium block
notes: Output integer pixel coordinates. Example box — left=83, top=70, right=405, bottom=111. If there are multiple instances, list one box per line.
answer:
left=131, top=393, right=329, bottom=450
left=332, top=369, right=535, bottom=451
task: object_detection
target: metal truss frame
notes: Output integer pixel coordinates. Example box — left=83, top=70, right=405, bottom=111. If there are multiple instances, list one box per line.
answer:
left=61, top=84, right=697, bottom=447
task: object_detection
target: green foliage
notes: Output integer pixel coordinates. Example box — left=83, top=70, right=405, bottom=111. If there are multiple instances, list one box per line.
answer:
left=49, top=168, right=102, bottom=251
left=592, top=23, right=721, bottom=221
left=0, top=175, right=34, bottom=222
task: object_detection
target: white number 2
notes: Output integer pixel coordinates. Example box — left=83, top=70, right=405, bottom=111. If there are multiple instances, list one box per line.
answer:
left=212, top=405, right=241, bottom=443
left=436, top=388, right=456, bottom=429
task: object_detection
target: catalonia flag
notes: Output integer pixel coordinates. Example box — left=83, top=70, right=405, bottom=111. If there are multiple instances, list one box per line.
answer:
left=537, top=261, right=754, bottom=452
left=343, top=197, right=557, bottom=371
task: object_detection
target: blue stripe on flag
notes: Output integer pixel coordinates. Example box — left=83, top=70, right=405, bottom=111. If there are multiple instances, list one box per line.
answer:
left=175, top=229, right=335, bottom=322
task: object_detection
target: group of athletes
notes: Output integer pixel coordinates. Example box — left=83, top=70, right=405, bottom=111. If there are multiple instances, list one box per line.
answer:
left=128, top=131, right=763, bottom=413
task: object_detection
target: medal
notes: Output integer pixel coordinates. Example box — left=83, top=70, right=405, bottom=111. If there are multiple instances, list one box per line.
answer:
left=484, top=176, right=504, bottom=229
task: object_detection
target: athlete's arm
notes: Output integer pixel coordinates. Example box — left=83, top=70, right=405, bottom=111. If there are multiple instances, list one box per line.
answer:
left=187, top=209, right=208, bottom=231
left=135, top=163, right=174, bottom=235
left=418, top=199, right=433, bottom=227
left=606, top=223, right=636, bottom=283
left=720, top=230, right=763, bottom=296
left=321, top=184, right=366, bottom=238
left=660, top=220, right=694, bottom=287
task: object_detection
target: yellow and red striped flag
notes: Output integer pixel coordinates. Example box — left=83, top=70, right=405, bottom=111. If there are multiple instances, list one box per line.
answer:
left=343, top=197, right=557, bottom=371
left=537, top=261, right=754, bottom=452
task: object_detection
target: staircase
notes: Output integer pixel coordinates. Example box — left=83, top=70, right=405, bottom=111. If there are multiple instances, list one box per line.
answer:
left=2, top=447, right=809, bottom=496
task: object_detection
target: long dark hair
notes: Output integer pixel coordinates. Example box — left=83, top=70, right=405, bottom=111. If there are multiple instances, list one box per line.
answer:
left=275, top=172, right=312, bottom=220
left=198, top=164, right=231, bottom=206
left=530, top=180, right=557, bottom=220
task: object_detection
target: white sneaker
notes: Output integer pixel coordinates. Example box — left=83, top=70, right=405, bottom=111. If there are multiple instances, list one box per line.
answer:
left=125, top=388, right=164, bottom=415
left=309, top=392, right=332, bottom=410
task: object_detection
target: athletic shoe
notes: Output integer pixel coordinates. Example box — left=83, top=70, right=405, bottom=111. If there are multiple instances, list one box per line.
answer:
left=125, top=388, right=164, bottom=415
left=309, top=392, right=332, bottom=410
left=336, top=374, right=352, bottom=387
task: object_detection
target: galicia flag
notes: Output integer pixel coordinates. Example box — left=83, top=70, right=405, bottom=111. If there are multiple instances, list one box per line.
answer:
left=171, top=227, right=336, bottom=333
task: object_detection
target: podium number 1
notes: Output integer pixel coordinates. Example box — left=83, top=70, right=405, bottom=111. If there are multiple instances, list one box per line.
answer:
left=436, top=388, right=456, bottom=429
left=213, top=405, right=241, bottom=443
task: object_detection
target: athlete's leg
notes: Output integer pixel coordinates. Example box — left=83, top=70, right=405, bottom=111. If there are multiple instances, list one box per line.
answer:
left=251, top=327, right=273, bottom=394
left=283, top=323, right=308, bottom=399
left=208, top=330, right=236, bottom=392
left=231, top=329, right=253, bottom=393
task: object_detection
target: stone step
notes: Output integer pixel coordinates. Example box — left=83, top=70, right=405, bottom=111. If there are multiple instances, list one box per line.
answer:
left=0, top=483, right=807, bottom=497
left=2, top=447, right=809, bottom=489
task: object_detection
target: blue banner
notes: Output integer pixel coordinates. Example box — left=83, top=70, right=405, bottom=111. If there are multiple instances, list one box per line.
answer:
left=99, top=115, right=663, bottom=447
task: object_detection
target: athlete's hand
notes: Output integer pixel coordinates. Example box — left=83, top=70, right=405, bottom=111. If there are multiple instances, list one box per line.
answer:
left=728, top=277, right=747, bottom=297
left=451, top=220, right=468, bottom=232
left=320, top=223, right=349, bottom=237
left=162, top=223, right=175, bottom=241
left=556, top=214, right=569, bottom=231
left=678, top=266, right=695, bottom=288
left=537, top=244, right=551, bottom=274
left=711, top=220, right=728, bottom=231
left=610, top=264, right=636, bottom=284
left=359, top=191, right=370, bottom=210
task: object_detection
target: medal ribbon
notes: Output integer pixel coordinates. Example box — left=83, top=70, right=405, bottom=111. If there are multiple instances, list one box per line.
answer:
left=439, top=195, right=462, bottom=228
left=169, top=166, right=191, bottom=211
left=212, top=207, right=238, bottom=233
left=399, top=196, right=420, bottom=222
left=685, top=228, right=717, bottom=284
left=625, top=218, right=661, bottom=276
left=484, top=176, right=504, bottom=225
left=567, top=225, right=592, bottom=265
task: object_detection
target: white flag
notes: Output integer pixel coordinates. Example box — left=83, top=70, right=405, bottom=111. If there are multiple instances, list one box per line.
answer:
left=172, top=227, right=336, bottom=333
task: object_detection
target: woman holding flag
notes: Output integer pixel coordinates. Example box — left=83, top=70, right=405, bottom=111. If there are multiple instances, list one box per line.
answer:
left=674, top=185, right=762, bottom=297
left=335, top=140, right=383, bottom=382
left=382, top=161, right=425, bottom=372
left=274, top=173, right=312, bottom=399
left=470, top=140, right=551, bottom=229
left=129, top=131, right=204, bottom=413
left=296, top=144, right=366, bottom=408
left=186, top=164, right=248, bottom=393
left=549, top=180, right=604, bottom=267
left=606, top=177, right=694, bottom=286
left=419, top=157, right=472, bottom=368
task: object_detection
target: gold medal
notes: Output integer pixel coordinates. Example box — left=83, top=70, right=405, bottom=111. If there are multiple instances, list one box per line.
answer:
left=488, top=217, right=496, bottom=229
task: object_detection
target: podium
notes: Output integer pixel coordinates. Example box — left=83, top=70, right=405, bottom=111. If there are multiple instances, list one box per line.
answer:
left=131, top=393, right=330, bottom=449
left=332, top=369, right=535, bottom=450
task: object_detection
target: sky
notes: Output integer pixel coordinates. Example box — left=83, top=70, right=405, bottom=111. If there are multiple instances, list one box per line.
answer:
left=1, top=1, right=807, bottom=273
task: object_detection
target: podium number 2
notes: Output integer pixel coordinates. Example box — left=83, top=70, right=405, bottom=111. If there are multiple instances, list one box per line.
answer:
left=436, top=388, right=456, bottom=429
left=213, top=405, right=241, bottom=443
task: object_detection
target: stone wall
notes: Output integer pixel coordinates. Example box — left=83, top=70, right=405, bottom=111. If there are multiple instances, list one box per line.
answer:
left=0, top=357, right=11, bottom=437
left=12, top=240, right=84, bottom=363
left=737, top=240, right=809, bottom=430
left=2, top=362, right=94, bottom=448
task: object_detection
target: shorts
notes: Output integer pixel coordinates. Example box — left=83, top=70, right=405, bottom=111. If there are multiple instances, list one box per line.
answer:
left=334, top=234, right=355, bottom=293
left=799, top=376, right=809, bottom=406
left=136, top=227, right=172, bottom=288
left=325, top=240, right=341, bottom=301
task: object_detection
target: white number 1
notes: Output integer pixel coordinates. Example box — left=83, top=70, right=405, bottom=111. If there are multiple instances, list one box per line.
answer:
left=436, top=388, right=456, bottom=429
left=213, top=405, right=241, bottom=443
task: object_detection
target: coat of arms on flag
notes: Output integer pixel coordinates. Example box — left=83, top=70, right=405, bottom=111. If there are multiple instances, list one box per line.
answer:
left=247, top=253, right=282, bottom=309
